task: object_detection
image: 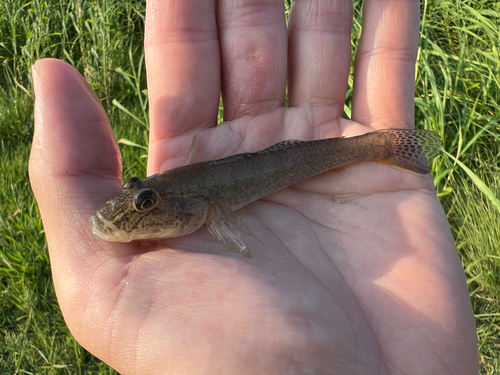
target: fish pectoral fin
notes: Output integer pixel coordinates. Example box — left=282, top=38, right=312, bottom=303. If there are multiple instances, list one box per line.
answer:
left=206, top=203, right=254, bottom=258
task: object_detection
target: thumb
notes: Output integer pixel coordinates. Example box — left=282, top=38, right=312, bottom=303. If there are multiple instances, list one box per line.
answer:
left=29, top=58, right=131, bottom=355
left=29, top=58, right=123, bottom=248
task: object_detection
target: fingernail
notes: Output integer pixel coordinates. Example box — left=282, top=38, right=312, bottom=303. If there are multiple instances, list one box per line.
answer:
left=32, top=64, right=39, bottom=97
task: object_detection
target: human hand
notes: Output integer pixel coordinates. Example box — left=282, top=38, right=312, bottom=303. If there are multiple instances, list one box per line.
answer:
left=29, top=0, right=478, bottom=374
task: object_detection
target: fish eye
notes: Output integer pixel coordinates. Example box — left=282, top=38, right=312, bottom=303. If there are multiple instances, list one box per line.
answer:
left=123, top=176, right=142, bottom=188
left=124, top=176, right=142, bottom=188
left=134, top=189, right=159, bottom=212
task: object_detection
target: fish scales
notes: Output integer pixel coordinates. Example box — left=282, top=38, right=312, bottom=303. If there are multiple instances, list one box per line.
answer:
left=152, top=132, right=387, bottom=211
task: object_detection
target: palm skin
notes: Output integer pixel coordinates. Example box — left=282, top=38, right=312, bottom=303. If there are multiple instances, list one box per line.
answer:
left=29, top=0, right=477, bottom=374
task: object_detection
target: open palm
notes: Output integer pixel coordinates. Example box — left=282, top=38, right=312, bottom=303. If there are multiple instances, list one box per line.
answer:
left=29, top=0, right=477, bottom=374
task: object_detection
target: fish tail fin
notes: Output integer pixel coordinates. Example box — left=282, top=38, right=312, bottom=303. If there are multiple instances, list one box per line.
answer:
left=378, top=129, right=442, bottom=174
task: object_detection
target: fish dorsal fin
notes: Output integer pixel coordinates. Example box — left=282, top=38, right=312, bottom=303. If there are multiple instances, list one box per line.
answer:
left=206, top=202, right=255, bottom=258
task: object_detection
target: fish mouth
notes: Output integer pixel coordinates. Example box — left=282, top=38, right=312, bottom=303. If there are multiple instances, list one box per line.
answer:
left=91, top=211, right=132, bottom=243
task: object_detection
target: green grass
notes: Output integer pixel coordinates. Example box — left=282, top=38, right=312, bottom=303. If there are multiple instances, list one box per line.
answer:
left=1, top=0, right=499, bottom=373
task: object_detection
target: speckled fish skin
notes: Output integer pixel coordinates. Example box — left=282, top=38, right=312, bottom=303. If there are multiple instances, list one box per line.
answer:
left=91, top=129, right=441, bottom=255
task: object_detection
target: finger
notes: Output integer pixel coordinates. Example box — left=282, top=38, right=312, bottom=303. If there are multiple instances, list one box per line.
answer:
left=145, top=0, right=221, bottom=174
left=352, top=0, right=419, bottom=129
left=217, top=0, right=287, bottom=121
left=288, top=0, right=353, bottom=116
left=29, top=59, right=122, bottom=201
left=29, top=58, right=133, bottom=354
left=29, top=58, right=125, bottom=271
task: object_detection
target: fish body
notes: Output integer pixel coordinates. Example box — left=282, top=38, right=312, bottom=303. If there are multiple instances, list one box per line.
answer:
left=92, top=129, right=441, bottom=257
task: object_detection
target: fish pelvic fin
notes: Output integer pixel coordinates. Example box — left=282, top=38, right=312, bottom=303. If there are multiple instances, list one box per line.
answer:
left=378, top=129, right=442, bottom=174
left=206, top=202, right=254, bottom=258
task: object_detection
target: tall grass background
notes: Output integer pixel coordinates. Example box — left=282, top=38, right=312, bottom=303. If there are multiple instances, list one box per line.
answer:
left=0, top=0, right=499, bottom=373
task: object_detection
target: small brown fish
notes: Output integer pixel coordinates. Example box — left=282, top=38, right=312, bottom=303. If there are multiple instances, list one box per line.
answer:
left=91, top=129, right=441, bottom=257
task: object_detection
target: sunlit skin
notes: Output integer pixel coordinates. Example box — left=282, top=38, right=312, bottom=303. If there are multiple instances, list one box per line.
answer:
left=29, top=0, right=478, bottom=374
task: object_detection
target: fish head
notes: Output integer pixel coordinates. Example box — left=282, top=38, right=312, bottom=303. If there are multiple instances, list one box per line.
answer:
left=91, top=176, right=209, bottom=242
